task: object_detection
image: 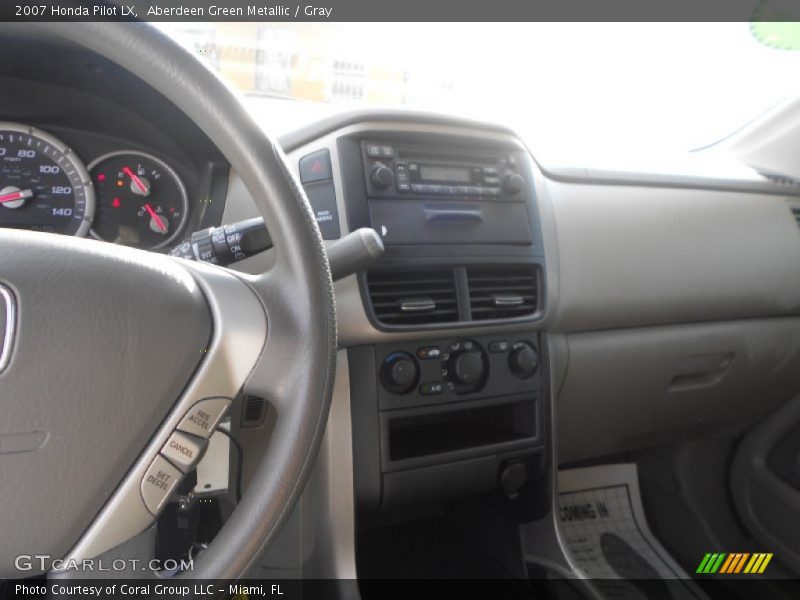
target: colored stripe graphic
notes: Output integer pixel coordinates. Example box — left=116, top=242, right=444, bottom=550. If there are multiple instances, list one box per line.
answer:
left=696, top=553, right=713, bottom=573
left=758, top=553, right=773, bottom=573
left=698, top=552, right=773, bottom=574
left=733, top=553, right=750, bottom=573
left=744, top=554, right=760, bottom=574
left=719, top=554, right=736, bottom=573
left=719, top=553, right=737, bottom=574
left=710, top=553, right=726, bottom=573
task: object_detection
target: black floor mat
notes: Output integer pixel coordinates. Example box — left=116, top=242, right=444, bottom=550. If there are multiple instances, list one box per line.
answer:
left=357, top=516, right=514, bottom=579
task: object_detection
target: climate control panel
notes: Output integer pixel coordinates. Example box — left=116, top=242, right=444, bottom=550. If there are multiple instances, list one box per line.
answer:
left=376, top=333, right=541, bottom=410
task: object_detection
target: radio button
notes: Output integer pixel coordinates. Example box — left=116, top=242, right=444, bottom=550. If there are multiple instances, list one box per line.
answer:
left=395, top=163, right=410, bottom=186
left=411, top=184, right=424, bottom=193
left=380, top=145, right=394, bottom=157
left=483, top=166, right=499, bottom=175
left=489, top=340, right=509, bottom=353
left=398, top=183, right=410, bottom=193
left=484, top=176, right=500, bottom=185
left=366, top=144, right=382, bottom=157
left=417, top=346, right=441, bottom=360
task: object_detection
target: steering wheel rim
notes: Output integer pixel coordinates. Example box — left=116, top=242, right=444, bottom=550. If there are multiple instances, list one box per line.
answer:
left=21, top=22, right=338, bottom=579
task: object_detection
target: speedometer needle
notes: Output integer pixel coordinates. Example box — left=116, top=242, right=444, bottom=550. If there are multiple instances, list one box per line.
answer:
left=123, top=166, right=150, bottom=196
left=144, top=203, right=168, bottom=233
left=0, top=189, right=33, bottom=204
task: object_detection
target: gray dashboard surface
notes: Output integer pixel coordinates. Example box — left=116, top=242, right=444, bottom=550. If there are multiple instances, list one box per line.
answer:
left=549, top=181, right=800, bottom=333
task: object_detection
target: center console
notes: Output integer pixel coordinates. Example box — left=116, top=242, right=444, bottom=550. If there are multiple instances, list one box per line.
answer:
left=333, top=128, right=551, bottom=518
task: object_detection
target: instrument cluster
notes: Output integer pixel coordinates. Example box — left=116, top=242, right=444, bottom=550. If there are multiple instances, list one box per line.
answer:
left=0, top=121, right=189, bottom=249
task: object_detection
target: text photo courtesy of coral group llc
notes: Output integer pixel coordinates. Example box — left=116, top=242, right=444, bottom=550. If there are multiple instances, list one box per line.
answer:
left=2, top=0, right=800, bottom=599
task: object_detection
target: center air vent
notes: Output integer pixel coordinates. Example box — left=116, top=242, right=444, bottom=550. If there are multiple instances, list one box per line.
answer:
left=762, top=172, right=800, bottom=187
left=366, top=270, right=458, bottom=326
left=467, top=266, right=538, bottom=321
left=791, top=206, right=800, bottom=228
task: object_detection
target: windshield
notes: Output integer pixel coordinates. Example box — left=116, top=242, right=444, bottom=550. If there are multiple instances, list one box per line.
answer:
left=158, top=23, right=800, bottom=162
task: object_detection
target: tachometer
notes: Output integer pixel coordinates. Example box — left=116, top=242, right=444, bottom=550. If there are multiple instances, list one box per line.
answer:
left=0, top=122, right=95, bottom=236
left=89, top=151, right=189, bottom=249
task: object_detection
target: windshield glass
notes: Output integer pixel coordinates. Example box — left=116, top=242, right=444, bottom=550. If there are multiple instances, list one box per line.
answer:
left=158, top=23, right=800, bottom=162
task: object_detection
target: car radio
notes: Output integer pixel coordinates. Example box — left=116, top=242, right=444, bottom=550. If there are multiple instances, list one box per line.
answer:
left=361, top=140, right=526, bottom=200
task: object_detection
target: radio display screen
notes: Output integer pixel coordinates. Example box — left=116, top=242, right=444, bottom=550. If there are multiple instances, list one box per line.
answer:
left=419, top=165, right=471, bottom=183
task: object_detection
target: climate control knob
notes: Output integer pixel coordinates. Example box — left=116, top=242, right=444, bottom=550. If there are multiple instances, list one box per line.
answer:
left=509, top=343, right=538, bottom=379
left=371, top=165, right=394, bottom=189
left=381, top=352, right=419, bottom=393
left=450, top=351, right=485, bottom=385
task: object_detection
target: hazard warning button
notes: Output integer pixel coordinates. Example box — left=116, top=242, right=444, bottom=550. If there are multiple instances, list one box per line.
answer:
left=299, top=149, right=332, bottom=184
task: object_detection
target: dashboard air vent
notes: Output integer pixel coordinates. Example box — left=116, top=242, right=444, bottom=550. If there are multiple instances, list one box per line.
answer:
left=762, top=172, right=800, bottom=187
left=467, top=266, right=538, bottom=321
left=366, top=270, right=458, bottom=326
left=791, top=206, right=800, bottom=229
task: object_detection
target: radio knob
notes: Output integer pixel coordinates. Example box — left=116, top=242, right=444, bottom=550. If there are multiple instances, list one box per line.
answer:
left=371, top=166, right=394, bottom=190
left=502, top=173, right=525, bottom=195
left=509, top=343, right=538, bottom=379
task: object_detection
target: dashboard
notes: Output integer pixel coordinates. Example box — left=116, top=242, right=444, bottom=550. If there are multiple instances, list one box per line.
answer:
left=5, top=29, right=800, bottom=513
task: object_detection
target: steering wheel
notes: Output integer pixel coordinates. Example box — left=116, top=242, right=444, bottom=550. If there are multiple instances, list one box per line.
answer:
left=0, top=23, right=336, bottom=579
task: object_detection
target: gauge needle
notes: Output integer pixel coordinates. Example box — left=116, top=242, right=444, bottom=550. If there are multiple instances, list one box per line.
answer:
left=123, top=166, right=150, bottom=196
left=144, top=203, right=168, bottom=233
left=0, top=189, right=33, bottom=204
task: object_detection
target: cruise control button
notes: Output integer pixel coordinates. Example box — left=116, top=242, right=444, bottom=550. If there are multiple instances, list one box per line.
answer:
left=161, top=431, right=206, bottom=473
left=141, top=455, right=183, bottom=515
left=177, top=397, right=230, bottom=439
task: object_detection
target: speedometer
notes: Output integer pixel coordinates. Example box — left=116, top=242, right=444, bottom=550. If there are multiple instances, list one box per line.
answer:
left=0, top=122, right=94, bottom=236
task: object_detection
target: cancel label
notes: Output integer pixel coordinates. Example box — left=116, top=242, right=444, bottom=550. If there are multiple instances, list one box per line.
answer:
left=169, top=440, right=194, bottom=458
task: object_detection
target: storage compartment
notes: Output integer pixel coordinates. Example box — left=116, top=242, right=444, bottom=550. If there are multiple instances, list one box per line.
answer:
left=557, top=318, right=800, bottom=464
left=387, top=400, right=536, bottom=461
left=369, top=198, right=533, bottom=246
